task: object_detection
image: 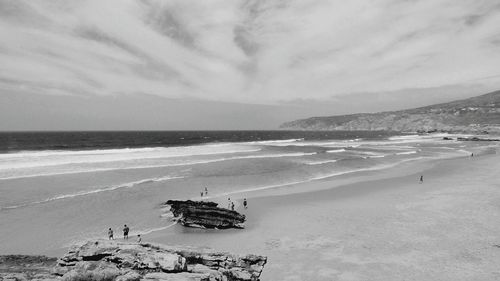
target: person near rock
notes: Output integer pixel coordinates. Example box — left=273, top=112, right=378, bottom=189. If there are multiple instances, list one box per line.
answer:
left=227, top=198, right=231, bottom=209
left=123, top=224, right=129, bottom=240
left=419, top=175, right=423, bottom=183
left=108, top=228, right=114, bottom=240
left=243, top=198, right=248, bottom=209
left=231, top=201, right=235, bottom=211
left=205, top=187, right=208, bottom=196
left=137, top=234, right=141, bottom=243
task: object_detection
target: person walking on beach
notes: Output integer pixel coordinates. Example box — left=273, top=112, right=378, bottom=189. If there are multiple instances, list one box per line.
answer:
left=243, top=198, right=248, bottom=209
left=200, top=191, right=204, bottom=197
left=205, top=187, right=208, bottom=196
left=137, top=234, right=142, bottom=243
left=231, top=201, right=235, bottom=211
left=108, top=228, right=114, bottom=240
left=419, top=175, right=424, bottom=184
left=227, top=198, right=231, bottom=209
left=123, top=224, right=129, bottom=240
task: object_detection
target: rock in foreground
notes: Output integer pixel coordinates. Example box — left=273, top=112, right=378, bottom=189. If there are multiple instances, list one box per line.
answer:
left=1, top=240, right=267, bottom=281
left=165, top=200, right=246, bottom=229
left=0, top=241, right=266, bottom=281
left=0, top=255, right=57, bottom=280
left=58, top=240, right=266, bottom=281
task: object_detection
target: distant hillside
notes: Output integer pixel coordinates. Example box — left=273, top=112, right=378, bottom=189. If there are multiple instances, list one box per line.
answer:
left=280, top=90, right=500, bottom=133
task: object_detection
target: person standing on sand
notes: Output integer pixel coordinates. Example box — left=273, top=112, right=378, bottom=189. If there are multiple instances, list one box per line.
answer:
left=123, top=224, right=129, bottom=240
left=243, top=198, right=248, bottom=209
left=137, top=234, right=141, bottom=243
left=419, top=175, right=424, bottom=183
left=200, top=191, right=204, bottom=197
left=228, top=198, right=231, bottom=209
left=231, top=201, right=235, bottom=211
left=205, top=187, right=208, bottom=196
left=108, top=228, right=114, bottom=240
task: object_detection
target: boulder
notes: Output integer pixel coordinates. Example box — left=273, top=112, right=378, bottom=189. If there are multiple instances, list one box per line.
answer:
left=1, top=240, right=266, bottom=281
left=0, top=255, right=58, bottom=281
left=164, top=200, right=245, bottom=229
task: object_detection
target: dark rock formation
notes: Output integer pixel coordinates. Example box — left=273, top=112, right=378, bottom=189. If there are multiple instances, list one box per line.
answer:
left=1, top=240, right=267, bottom=281
left=457, top=137, right=500, bottom=141
left=164, top=200, right=246, bottom=229
left=0, top=255, right=57, bottom=280
left=280, top=90, right=500, bottom=133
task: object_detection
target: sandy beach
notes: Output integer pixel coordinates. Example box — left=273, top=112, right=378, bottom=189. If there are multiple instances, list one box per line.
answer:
left=1, top=134, right=499, bottom=280
left=146, top=148, right=500, bottom=281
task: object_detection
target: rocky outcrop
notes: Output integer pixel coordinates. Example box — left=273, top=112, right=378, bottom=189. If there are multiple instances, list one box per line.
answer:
left=280, top=90, right=500, bottom=133
left=456, top=137, right=500, bottom=141
left=164, top=200, right=245, bottom=229
left=0, top=240, right=267, bottom=281
left=0, top=255, right=57, bottom=280
left=57, top=240, right=266, bottom=281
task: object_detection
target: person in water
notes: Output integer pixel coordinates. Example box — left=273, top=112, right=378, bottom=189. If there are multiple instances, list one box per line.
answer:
left=419, top=175, right=424, bottom=183
left=123, top=224, right=129, bottom=240
left=137, top=234, right=141, bottom=243
left=108, top=228, right=114, bottom=240
left=243, top=198, right=248, bottom=209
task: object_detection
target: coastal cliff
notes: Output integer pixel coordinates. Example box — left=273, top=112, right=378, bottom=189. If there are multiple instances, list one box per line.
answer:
left=280, top=90, right=500, bottom=132
left=0, top=240, right=267, bottom=281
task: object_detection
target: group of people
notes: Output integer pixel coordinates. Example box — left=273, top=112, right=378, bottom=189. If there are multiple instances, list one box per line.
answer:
left=417, top=152, right=476, bottom=184
left=199, top=187, right=249, bottom=210
left=227, top=197, right=248, bottom=210
left=107, top=224, right=141, bottom=243
left=200, top=187, right=208, bottom=197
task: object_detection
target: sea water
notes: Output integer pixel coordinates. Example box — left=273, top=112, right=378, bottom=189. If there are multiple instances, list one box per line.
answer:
left=0, top=131, right=481, bottom=254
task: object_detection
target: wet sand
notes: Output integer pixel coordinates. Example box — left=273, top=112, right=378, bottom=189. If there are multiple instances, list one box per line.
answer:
left=147, top=150, right=500, bottom=280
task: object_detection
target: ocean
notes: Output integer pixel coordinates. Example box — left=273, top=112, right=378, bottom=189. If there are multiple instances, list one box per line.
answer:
left=0, top=130, right=477, bottom=255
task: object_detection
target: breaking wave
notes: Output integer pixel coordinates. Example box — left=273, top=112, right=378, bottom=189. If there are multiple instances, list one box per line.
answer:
left=395, top=151, right=418, bottom=155
left=306, top=160, right=338, bottom=165
left=0, top=152, right=317, bottom=180
left=1, top=175, right=184, bottom=210
left=326, top=149, right=346, bottom=153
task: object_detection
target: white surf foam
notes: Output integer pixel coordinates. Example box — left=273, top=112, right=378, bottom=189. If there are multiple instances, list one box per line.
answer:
left=205, top=156, right=432, bottom=199
left=1, top=175, right=184, bottom=210
left=0, top=146, right=262, bottom=170
left=0, top=151, right=317, bottom=180
left=250, top=138, right=305, bottom=145
left=136, top=223, right=178, bottom=235
left=326, top=149, right=346, bottom=153
left=367, top=155, right=386, bottom=158
left=306, top=160, right=338, bottom=165
left=395, top=151, right=418, bottom=155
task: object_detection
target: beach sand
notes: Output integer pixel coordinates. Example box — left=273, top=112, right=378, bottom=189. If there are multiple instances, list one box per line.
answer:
left=147, top=150, right=500, bottom=280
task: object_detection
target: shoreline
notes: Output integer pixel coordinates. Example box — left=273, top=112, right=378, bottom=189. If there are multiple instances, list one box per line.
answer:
left=5, top=142, right=499, bottom=280
left=145, top=149, right=500, bottom=280
left=41, top=148, right=487, bottom=257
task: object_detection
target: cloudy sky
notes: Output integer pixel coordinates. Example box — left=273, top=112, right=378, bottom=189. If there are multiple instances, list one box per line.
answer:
left=1, top=0, right=500, bottom=130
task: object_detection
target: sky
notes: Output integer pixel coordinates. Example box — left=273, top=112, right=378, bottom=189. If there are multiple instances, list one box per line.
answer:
left=1, top=0, right=500, bottom=130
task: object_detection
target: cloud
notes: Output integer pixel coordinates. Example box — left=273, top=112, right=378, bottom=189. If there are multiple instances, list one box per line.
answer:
left=0, top=0, right=499, bottom=104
